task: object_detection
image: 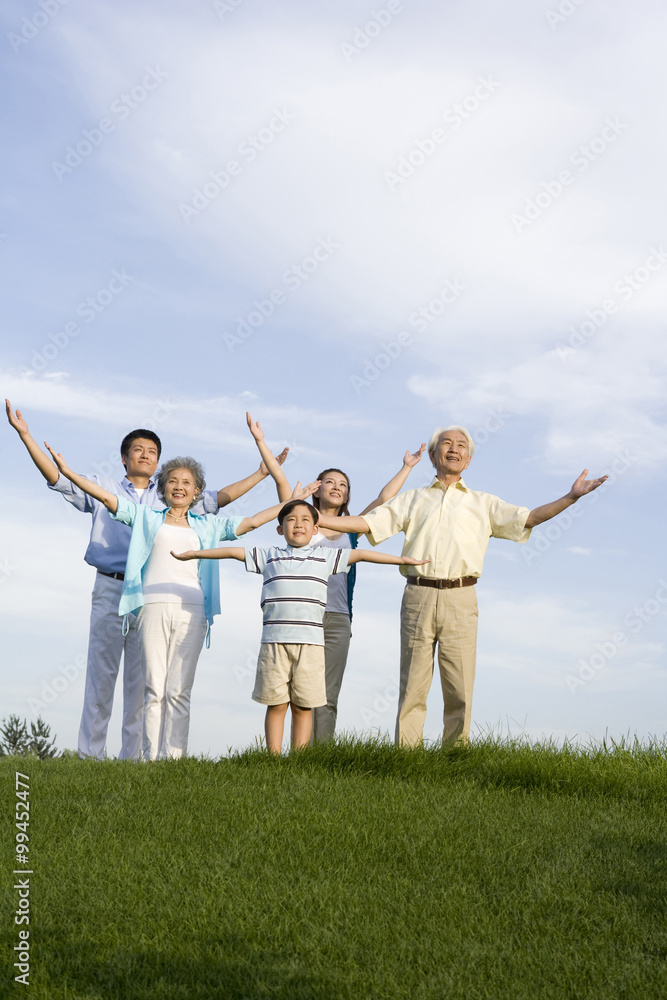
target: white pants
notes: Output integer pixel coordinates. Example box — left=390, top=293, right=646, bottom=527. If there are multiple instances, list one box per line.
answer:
left=136, top=603, right=207, bottom=760
left=78, top=572, right=144, bottom=761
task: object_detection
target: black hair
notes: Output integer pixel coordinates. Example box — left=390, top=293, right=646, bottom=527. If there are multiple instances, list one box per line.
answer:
left=278, top=500, right=319, bottom=527
left=120, top=429, right=162, bottom=468
left=311, top=467, right=351, bottom=517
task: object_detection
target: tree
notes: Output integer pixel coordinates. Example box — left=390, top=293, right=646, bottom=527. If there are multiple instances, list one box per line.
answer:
left=0, top=715, right=59, bottom=758
left=28, top=717, right=59, bottom=758
left=0, top=714, right=29, bottom=755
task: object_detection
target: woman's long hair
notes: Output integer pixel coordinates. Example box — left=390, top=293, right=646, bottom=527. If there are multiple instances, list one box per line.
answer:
left=312, top=468, right=351, bottom=518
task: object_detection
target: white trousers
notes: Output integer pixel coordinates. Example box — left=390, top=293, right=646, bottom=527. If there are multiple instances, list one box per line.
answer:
left=136, top=603, right=207, bottom=760
left=78, top=572, right=144, bottom=760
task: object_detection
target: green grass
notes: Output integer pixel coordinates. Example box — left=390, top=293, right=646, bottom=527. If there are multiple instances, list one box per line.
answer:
left=2, top=738, right=667, bottom=999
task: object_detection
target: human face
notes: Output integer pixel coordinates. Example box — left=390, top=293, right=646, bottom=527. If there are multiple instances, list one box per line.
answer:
left=316, top=472, right=349, bottom=512
left=122, top=437, right=160, bottom=478
left=163, top=468, right=198, bottom=509
left=277, top=505, right=318, bottom=547
left=430, top=430, right=471, bottom=477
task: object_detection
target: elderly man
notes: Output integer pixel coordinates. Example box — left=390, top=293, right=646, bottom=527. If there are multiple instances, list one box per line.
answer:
left=317, top=426, right=607, bottom=745
left=6, top=399, right=287, bottom=760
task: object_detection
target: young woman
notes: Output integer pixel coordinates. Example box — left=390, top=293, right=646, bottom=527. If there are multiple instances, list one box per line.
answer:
left=310, top=452, right=425, bottom=741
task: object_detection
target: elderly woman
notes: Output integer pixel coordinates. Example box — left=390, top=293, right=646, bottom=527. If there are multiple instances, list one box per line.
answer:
left=46, top=431, right=315, bottom=760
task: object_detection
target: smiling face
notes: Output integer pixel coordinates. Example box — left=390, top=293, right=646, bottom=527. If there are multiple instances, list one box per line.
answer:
left=122, top=437, right=160, bottom=479
left=429, top=430, right=472, bottom=478
left=315, top=471, right=350, bottom=512
left=163, top=467, right=199, bottom=509
left=277, top=503, right=318, bottom=547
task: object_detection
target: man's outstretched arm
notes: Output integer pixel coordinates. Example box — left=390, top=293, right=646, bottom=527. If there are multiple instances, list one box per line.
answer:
left=6, top=400, right=59, bottom=485
left=525, top=469, right=608, bottom=529
left=348, top=552, right=429, bottom=567
left=317, top=513, right=371, bottom=534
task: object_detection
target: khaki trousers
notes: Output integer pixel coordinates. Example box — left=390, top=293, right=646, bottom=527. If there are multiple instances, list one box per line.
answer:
left=396, top=583, right=478, bottom=746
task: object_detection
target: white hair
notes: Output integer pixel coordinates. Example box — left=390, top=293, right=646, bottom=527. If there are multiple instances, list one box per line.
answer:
left=427, top=425, right=475, bottom=458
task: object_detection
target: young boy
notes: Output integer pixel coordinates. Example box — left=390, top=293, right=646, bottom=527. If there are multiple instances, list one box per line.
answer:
left=172, top=497, right=429, bottom=753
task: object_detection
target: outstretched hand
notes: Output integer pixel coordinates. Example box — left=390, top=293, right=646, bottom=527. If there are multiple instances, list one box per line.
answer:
left=567, top=469, right=609, bottom=500
left=171, top=549, right=198, bottom=561
left=246, top=411, right=264, bottom=443
left=259, top=446, right=289, bottom=477
left=5, top=399, right=29, bottom=435
left=404, top=444, right=426, bottom=468
left=44, top=442, right=70, bottom=476
left=400, top=557, right=431, bottom=565
left=290, top=480, right=321, bottom=502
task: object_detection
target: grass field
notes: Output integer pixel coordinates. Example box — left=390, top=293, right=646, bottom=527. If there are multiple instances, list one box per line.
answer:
left=2, top=738, right=667, bottom=999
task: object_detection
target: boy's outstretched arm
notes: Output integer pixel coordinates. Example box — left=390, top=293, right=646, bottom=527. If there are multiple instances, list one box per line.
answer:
left=44, top=443, right=119, bottom=513
left=216, top=447, right=289, bottom=507
left=172, top=547, right=246, bottom=562
left=348, top=552, right=430, bottom=567
left=246, top=412, right=292, bottom=503
left=234, top=480, right=321, bottom=536
left=6, top=400, right=59, bottom=485
left=358, top=444, right=427, bottom=516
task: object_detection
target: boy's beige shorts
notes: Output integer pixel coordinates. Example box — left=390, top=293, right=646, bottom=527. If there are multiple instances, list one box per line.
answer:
left=252, top=643, right=326, bottom=708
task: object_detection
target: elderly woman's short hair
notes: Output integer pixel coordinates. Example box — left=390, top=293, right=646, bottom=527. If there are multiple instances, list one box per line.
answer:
left=427, top=426, right=475, bottom=458
left=156, top=457, right=206, bottom=504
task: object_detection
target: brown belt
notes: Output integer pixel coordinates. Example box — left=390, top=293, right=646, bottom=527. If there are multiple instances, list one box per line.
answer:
left=406, top=576, right=477, bottom=590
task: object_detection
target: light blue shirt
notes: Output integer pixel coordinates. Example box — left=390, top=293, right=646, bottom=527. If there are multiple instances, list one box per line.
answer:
left=48, top=473, right=219, bottom=574
left=111, top=496, right=244, bottom=628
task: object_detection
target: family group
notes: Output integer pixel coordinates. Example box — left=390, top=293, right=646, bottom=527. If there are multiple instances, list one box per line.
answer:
left=6, top=399, right=607, bottom=758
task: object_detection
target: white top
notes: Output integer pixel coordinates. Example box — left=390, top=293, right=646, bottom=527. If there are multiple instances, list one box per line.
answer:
left=142, top=523, right=204, bottom=606
left=312, top=530, right=352, bottom=615
left=245, top=543, right=350, bottom=644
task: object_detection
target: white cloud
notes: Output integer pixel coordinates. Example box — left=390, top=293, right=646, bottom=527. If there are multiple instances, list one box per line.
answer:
left=2, top=370, right=369, bottom=458
left=46, top=2, right=667, bottom=339
left=407, top=327, right=667, bottom=473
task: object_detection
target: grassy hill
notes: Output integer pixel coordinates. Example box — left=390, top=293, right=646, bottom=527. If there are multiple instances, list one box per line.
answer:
left=2, top=738, right=666, bottom=999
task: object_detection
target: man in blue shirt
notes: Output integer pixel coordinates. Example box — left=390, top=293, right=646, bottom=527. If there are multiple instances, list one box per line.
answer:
left=6, top=399, right=287, bottom=759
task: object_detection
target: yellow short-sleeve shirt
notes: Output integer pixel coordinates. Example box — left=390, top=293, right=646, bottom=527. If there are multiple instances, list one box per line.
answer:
left=362, top=477, right=532, bottom=579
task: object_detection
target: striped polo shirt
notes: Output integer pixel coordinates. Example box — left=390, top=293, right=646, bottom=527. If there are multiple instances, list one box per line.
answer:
left=245, top=544, right=351, bottom=645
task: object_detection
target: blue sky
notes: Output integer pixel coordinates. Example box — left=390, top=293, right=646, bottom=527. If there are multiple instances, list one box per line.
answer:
left=1, top=0, right=665, bottom=755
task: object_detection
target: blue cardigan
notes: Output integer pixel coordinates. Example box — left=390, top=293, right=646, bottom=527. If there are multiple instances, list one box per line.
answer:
left=111, top=496, right=243, bottom=629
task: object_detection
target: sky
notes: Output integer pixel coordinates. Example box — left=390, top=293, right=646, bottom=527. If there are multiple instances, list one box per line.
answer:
left=1, top=0, right=665, bottom=756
